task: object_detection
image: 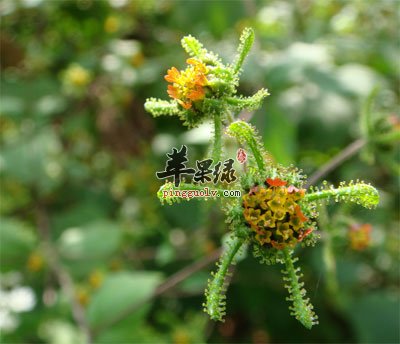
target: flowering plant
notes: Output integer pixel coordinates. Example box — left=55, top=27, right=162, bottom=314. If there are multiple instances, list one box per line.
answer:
left=145, top=28, right=379, bottom=329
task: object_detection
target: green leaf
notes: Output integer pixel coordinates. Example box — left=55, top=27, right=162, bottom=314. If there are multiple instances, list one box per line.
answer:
left=232, top=27, right=255, bottom=74
left=0, top=128, right=63, bottom=193
left=181, top=35, right=206, bottom=59
left=345, top=292, right=400, bottom=343
left=87, top=271, right=163, bottom=328
left=0, top=217, right=36, bottom=270
left=0, top=76, right=61, bottom=119
left=39, top=320, right=85, bottom=344
left=226, top=88, right=270, bottom=112
left=0, top=95, right=24, bottom=118
left=51, top=200, right=109, bottom=233
left=144, top=98, right=183, bottom=117
left=58, top=220, right=122, bottom=262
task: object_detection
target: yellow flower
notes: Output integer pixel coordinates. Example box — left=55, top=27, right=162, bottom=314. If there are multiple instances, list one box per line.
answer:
left=88, top=270, right=104, bottom=289
left=242, top=180, right=312, bottom=249
left=76, top=286, right=90, bottom=307
left=64, top=64, right=91, bottom=87
left=165, top=58, right=208, bottom=109
left=27, top=252, right=44, bottom=272
left=104, top=16, right=120, bottom=33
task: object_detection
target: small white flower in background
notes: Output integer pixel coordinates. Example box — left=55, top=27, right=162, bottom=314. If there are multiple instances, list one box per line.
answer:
left=0, top=309, right=18, bottom=332
left=8, top=287, right=36, bottom=313
left=0, top=286, right=36, bottom=332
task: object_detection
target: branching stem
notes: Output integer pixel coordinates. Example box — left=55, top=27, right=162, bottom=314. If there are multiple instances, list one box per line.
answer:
left=306, top=139, right=366, bottom=187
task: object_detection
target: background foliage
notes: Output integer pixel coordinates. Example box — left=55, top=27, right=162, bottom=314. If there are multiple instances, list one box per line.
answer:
left=0, top=0, right=399, bottom=343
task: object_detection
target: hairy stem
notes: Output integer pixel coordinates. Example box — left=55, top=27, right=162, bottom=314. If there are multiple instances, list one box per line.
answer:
left=212, top=112, right=223, bottom=163
left=204, top=236, right=244, bottom=321
left=282, top=248, right=317, bottom=329
left=232, top=27, right=254, bottom=74
left=226, top=121, right=266, bottom=172
left=248, top=136, right=266, bottom=171
left=304, top=182, right=379, bottom=209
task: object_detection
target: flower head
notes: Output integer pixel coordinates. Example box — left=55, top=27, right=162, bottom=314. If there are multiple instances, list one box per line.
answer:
left=165, top=58, right=208, bottom=109
left=243, top=178, right=312, bottom=249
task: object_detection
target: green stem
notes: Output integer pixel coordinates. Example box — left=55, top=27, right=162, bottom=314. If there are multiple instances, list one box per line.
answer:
left=211, top=112, right=222, bottom=163
left=204, top=236, right=244, bottom=321
left=282, top=248, right=317, bottom=329
left=373, top=129, right=400, bottom=144
left=303, top=183, right=379, bottom=209
left=226, top=121, right=266, bottom=172
left=304, top=188, right=345, bottom=202
left=226, top=111, right=235, bottom=124
left=247, top=136, right=266, bottom=172
left=318, top=205, right=338, bottom=297
left=360, top=87, right=379, bottom=140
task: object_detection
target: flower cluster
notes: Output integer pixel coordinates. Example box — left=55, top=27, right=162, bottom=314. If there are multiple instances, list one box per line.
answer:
left=148, top=28, right=380, bottom=330
left=145, top=28, right=269, bottom=128
left=243, top=178, right=313, bottom=249
left=165, top=58, right=208, bottom=109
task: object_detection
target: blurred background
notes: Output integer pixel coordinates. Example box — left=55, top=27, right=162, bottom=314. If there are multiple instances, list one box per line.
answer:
left=0, top=0, right=399, bottom=343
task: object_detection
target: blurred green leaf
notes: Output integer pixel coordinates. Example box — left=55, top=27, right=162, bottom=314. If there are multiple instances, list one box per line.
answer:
left=0, top=76, right=61, bottom=118
left=58, top=220, right=122, bottom=262
left=87, top=271, right=163, bottom=328
left=0, top=128, right=63, bottom=193
left=39, top=319, right=85, bottom=344
left=0, top=217, right=36, bottom=271
left=345, top=292, right=400, bottom=343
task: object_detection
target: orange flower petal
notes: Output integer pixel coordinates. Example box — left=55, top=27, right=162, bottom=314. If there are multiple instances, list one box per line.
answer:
left=298, top=228, right=313, bottom=242
left=164, top=67, right=180, bottom=83
left=295, top=205, right=308, bottom=222
left=271, top=240, right=285, bottom=249
left=165, top=60, right=208, bottom=109
left=188, top=88, right=205, bottom=101
left=177, top=99, right=192, bottom=109
left=167, top=85, right=179, bottom=99
left=186, top=58, right=198, bottom=65
left=186, top=58, right=208, bottom=73
left=195, top=74, right=208, bottom=86
left=266, top=178, right=287, bottom=187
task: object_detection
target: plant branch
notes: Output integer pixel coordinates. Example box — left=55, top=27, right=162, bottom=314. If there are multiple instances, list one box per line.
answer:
left=306, top=138, right=366, bottom=188
left=36, top=204, right=93, bottom=344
